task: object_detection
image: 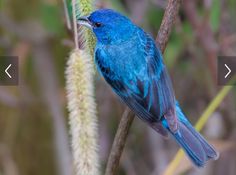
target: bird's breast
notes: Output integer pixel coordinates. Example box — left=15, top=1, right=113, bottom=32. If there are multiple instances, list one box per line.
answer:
left=97, top=40, right=146, bottom=78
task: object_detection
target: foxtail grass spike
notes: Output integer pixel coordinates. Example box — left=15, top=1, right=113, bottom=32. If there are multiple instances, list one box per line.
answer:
left=66, top=49, right=100, bottom=175
left=77, top=0, right=96, bottom=55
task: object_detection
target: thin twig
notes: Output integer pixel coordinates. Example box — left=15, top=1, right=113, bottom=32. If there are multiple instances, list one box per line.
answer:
left=105, top=1, right=182, bottom=175
left=63, top=0, right=72, bottom=30
left=156, top=0, right=182, bottom=53
left=72, top=0, right=79, bottom=49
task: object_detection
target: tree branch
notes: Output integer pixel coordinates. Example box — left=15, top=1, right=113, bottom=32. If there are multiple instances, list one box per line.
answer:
left=105, top=1, right=182, bottom=175
left=156, top=0, right=181, bottom=53
left=105, top=108, right=135, bottom=175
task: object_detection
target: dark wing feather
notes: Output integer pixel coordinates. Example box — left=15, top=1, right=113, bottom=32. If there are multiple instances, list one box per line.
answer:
left=141, top=32, right=178, bottom=133
left=138, top=32, right=176, bottom=119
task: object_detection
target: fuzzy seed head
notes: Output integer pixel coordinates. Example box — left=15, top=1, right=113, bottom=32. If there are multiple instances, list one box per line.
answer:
left=66, top=49, right=99, bottom=175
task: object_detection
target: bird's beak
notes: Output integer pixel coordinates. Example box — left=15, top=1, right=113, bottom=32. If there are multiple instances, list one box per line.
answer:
left=78, top=16, right=92, bottom=29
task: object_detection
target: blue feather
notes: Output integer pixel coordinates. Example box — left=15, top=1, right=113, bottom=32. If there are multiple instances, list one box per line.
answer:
left=162, top=104, right=219, bottom=166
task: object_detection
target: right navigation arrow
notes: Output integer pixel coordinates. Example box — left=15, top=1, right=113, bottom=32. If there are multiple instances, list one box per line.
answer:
left=218, top=56, right=236, bottom=85
left=224, top=64, right=231, bottom=78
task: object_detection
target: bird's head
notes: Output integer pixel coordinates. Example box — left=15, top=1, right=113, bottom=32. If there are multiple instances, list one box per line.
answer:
left=78, top=9, right=136, bottom=44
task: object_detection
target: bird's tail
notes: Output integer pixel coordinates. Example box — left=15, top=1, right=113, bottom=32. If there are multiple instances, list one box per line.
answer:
left=162, top=105, right=219, bottom=167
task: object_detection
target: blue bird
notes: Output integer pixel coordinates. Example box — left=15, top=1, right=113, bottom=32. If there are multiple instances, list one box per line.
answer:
left=78, top=9, right=219, bottom=167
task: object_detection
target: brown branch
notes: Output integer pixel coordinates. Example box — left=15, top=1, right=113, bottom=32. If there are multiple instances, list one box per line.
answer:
left=105, top=108, right=135, bottom=175
left=156, top=0, right=182, bottom=53
left=105, top=1, right=182, bottom=175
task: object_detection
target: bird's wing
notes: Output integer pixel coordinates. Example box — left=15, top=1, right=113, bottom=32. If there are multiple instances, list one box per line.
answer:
left=139, top=32, right=178, bottom=133
left=95, top=30, right=178, bottom=135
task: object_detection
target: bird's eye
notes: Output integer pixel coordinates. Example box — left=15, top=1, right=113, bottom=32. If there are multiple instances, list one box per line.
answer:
left=94, top=22, right=102, bottom=28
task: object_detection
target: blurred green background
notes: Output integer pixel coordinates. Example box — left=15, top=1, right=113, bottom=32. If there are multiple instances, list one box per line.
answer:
left=0, top=0, right=236, bottom=175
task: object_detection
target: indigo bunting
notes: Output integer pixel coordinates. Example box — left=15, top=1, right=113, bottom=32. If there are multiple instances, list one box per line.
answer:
left=78, top=9, right=219, bottom=167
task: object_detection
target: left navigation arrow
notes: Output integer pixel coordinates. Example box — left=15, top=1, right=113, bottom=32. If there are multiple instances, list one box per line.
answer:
left=0, top=56, right=18, bottom=86
left=5, top=64, right=12, bottom=79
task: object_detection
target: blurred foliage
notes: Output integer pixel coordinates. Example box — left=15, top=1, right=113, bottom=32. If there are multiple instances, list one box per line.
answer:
left=40, top=4, right=64, bottom=35
left=210, top=0, right=220, bottom=32
left=0, top=0, right=236, bottom=175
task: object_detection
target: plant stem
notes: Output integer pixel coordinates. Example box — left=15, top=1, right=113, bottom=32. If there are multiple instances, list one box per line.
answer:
left=72, top=0, right=79, bottom=49
left=62, top=0, right=72, bottom=30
